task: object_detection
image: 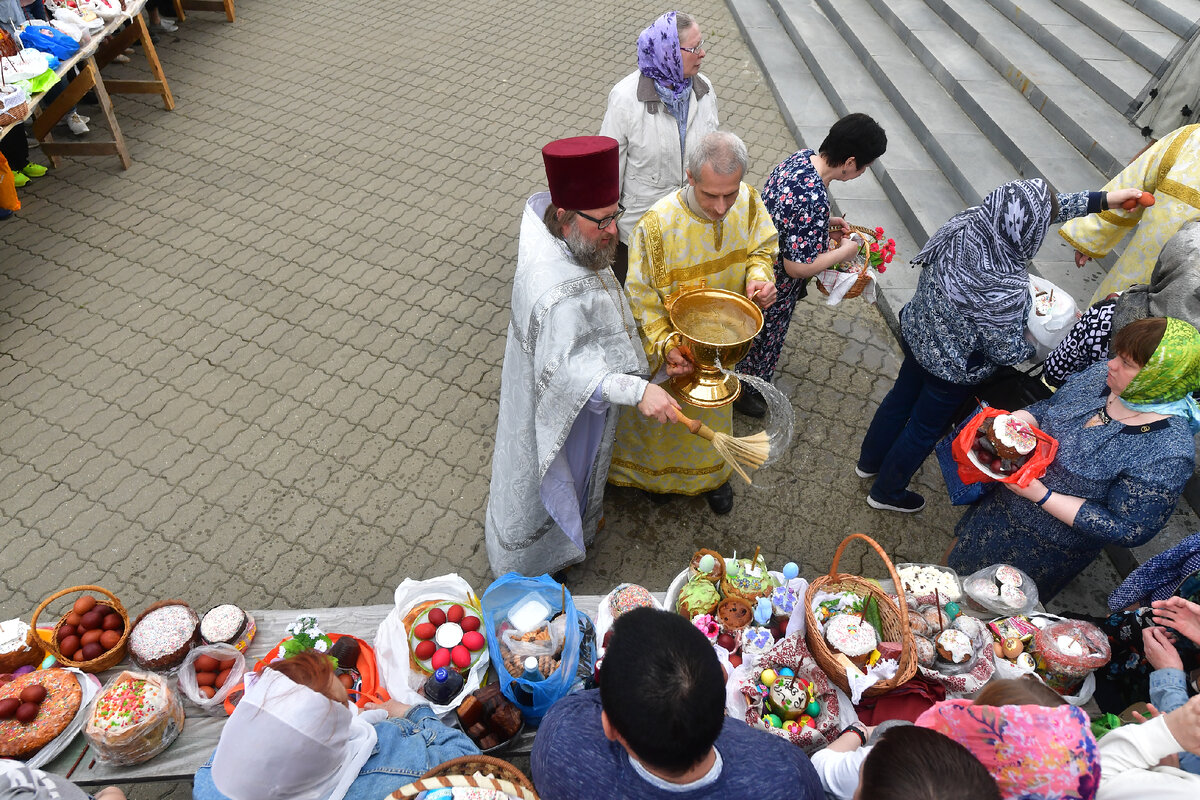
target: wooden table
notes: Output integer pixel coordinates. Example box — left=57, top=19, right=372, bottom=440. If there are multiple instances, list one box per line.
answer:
left=1, top=0, right=173, bottom=170
left=45, top=595, right=623, bottom=787
left=172, top=0, right=235, bottom=23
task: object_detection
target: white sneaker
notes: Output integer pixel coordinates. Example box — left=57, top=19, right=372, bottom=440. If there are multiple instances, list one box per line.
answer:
left=67, top=112, right=89, bottom=135
left=156, top=18, right=178, bottom=32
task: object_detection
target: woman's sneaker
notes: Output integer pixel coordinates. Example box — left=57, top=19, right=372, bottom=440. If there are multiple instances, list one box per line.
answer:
left=67, top=112, right=89, bottom=135
left=867, top=491, right=925, bottom=513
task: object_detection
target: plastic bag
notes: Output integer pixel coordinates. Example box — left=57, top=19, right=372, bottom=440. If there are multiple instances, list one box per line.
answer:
left=951, top=406, right=1058, bottom=488
left=2, top=50, right=51, bottom=82
left=176, top=643, right=245, bottom=716
left=82, top=0, right=125, bottom=21
left=500, top=620, right=562, bottom=660
left=1033, top=619, right=1110, bottom=696
left=481, top=573, right=586, bottom=723
left=84, top=670, right=185, bottom=765
left=374, top=573, right=488, bottom=720
left=19, top=24, right=79, bottom=59
left=962, top=564, right=1040, bottom=616
left=1027, top=276, right=1078, bottom=359
left=937, top=405, right=993, bottom=505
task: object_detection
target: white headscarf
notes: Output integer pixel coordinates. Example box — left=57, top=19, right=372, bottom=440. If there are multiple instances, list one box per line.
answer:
left=210, top=669, right=386, bottom=800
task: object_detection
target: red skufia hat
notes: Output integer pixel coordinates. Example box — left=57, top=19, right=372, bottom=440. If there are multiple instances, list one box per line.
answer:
left=542, top=136, right=619, bottom=210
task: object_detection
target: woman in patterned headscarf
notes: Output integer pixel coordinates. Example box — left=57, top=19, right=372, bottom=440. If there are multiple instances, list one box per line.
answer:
left=599, top=11, right=718, bottom=283
left=949, top=317, right=1200, bottom=600
left=857, top=179, right=1143, bottom=514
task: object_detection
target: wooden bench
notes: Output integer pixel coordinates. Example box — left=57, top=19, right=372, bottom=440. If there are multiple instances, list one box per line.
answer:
left=46, top=594, right=632, bottom=787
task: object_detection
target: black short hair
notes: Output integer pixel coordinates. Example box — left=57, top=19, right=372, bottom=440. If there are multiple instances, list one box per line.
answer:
left=860, top=726, right=1000, bottom=800
left=819, top=112, right=887, bottom=168
left=599, top=608, right=726, bottom=774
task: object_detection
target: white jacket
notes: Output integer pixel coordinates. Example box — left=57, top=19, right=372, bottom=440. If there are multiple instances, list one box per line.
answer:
left=599, top=70, right=719, bottom=240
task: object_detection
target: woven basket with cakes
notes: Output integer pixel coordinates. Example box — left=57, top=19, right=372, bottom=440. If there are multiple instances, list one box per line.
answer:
left=804, top=534, right=917, bottom=697
left=31, top=585, right=130, bottom=673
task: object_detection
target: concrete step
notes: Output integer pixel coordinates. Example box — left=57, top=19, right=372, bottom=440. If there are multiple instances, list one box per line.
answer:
left=1124, top=0, right=1200, bottom=36
left=805, top=0, right=1022, bottom=208
left=916, top=0, right=1146, bottom=177
left=729, top=0, right=931, bottom=319
left=1056, top=0, right=1181, bottom=73
left=983, top=0, right=1152, bottom=113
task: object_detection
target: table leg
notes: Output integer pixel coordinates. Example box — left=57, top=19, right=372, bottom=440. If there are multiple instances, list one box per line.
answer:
left=173, top=0, right=186, bottom=22
left=33, top=58, right=132, bottom=170
left=97, top=14, right=175, bottom=111
left=179, top=0, right=235, bottom=22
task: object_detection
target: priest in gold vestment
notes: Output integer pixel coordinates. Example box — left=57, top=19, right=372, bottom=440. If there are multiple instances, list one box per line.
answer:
left=1059, top=124, right=1200, bottom=305
left=608, top=132, right=778, bottom=514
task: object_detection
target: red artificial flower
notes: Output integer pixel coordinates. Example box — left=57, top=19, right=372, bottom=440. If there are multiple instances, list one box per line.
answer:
left=887, top=238, right=895, bottom=247
left=875, top=226, right=885, bottom=236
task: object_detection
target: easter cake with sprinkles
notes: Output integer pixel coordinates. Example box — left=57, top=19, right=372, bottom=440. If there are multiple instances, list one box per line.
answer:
left=85, top=670, right=184, bottom=765
left=0, top=668, right=82, bottom=759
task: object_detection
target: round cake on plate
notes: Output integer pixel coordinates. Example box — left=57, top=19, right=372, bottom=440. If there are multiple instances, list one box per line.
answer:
left=0, top=669, right=82, bottom=759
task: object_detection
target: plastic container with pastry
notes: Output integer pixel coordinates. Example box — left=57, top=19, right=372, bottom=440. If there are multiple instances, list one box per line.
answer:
left=0, top=668, right=82, bottom=759
left=0, top=619, right=44, bottom=674
left=127, top=601, right=200, bottom=671
left=85, top=670, right=185, bottom=765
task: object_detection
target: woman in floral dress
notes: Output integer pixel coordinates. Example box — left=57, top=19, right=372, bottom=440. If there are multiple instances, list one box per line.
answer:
left=734, top=114, right=887, bottom=418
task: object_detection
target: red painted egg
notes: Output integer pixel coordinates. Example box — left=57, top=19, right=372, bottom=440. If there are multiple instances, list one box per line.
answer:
left=430, top=648, right=451, bottom=670
left=56, top=624, right=77, bottom=643
left=59, top=635, right=80, bottom=658
left=462, top=631, right=485, bottom=651
left=414, top=640, right=436, bottom=660
left=414, top=622, right=437, bottom=640
left=428, top=608, right=447, bottom=626
left=460, top=616, right=481, bottom=633
left=451, top=645, right=471, bottom=669
left=15, top=702, right=38, bottom=723
left=446, top=604, right=465, bottom=623
left=0, top=698, right=19, bottom=719
left=19, top=685, right=46, bottom=704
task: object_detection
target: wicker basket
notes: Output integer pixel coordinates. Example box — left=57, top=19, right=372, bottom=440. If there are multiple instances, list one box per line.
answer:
left=804, top=533, right=917, bottom=697
left=395, top=756, right=536, bottom=797
left=392, top=774, right=538, bottom=799
left=816, top=223, right=881, bottom=300
left=31, top=585, right=130, bottom=673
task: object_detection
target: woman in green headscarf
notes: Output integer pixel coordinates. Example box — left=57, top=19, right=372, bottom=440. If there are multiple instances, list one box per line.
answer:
left=949, top=317, right=1200, bottom=599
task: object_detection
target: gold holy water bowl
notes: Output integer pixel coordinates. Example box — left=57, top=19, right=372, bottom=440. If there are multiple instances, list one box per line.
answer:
left=662, top=285, right=763, bottom=408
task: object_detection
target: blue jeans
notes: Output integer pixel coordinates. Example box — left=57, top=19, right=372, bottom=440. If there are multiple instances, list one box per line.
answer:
left=858, top=344, right=972, bottom=504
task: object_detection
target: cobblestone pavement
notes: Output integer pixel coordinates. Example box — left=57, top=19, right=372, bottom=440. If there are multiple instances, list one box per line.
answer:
left=1, top=0, right=1196, bottom=795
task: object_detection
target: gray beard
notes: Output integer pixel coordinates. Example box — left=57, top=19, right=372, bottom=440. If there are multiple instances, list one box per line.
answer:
left=565, top=225, right=618, bottom=272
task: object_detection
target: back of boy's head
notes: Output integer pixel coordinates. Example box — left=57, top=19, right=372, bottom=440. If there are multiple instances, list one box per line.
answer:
left=599, top=608, right=726, bottom=774
left=972, top=675, right=1065, bottom=708
left=859, top=726, right=1000, bottom=800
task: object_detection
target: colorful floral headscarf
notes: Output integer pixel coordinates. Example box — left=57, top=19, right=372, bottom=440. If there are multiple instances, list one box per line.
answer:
left=637, top=11, right=691, bottom=103
left=915, top=700, right=1100, bottom=800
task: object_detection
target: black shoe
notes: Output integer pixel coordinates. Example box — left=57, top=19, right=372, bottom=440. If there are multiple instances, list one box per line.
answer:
left=704, top=481, right=733, bottom=514
left=645, top=490, right=673, bottom=505
left=867, top=491, right=926, bottom=513
left=733, top=385, right=767, bottom=418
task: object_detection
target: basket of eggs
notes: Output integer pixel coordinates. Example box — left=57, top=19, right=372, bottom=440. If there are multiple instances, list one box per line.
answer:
left=31, top=585, right=130, bottom=673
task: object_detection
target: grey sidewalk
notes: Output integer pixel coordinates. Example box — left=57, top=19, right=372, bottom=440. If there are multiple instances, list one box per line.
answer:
left=0, top=1, right=1195, bottom=795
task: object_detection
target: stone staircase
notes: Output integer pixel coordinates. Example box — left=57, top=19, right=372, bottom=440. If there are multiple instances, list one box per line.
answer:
left=728, top=0, right=1200, bottom=331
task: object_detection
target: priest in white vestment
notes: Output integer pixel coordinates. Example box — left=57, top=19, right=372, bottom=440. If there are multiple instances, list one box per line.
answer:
left=485, top=136, right=679, bottom=578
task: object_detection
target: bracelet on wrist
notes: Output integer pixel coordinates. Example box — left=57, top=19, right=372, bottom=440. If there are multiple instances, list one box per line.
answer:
left=1035, top=488, right=1053, bottom=507
left=840, top=724, right=867, bottom=747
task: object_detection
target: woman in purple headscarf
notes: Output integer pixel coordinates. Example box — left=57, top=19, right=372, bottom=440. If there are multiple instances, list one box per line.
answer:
left=599, top=10, right=719, bottom=283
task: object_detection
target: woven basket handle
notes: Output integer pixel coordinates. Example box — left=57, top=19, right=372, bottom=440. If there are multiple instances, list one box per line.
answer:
left=349, top=689, right=387, bottom=705
left=391, top=776, right=538, bottom=799
left=826, top=534, right=912, bottom=627
left=30, top=584, right=126, bottom=631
